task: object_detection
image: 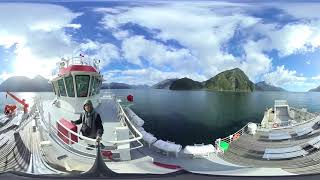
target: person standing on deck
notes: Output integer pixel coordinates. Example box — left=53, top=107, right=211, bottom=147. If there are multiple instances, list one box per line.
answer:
left=72, top=99, right=104, bottom=149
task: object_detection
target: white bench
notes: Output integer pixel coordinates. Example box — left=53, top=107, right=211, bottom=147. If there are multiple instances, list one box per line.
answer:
left=184, top=144, right=215, bottom=158
left=141, top=131, right=157, bottom=148
left=263, top=146, right=307, bottom=160
left=153, top=140, right=182, bottom=157
left=294, top=126, right=313, bottom=137
left=268, top=131, right=291, bottom=140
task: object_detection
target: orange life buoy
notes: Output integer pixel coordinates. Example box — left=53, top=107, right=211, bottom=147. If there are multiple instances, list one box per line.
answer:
left=232, top=133, right=241, bottom=141
left=272, top=123, right=279, bottom=128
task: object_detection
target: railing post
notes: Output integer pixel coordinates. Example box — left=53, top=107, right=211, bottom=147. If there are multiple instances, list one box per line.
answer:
left=48, top=112, right=51, bottom=133
left=68, top=131, right=71, bottom=144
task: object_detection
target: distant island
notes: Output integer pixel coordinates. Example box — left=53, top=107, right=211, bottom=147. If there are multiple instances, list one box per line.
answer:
left=204, top=68, right=255, bottom=92
left=101, top=82, right=149, bottom=89
left=0, top=75, right=52, bottom=92
left=309, top=85, right=320, bottom=92
left=0, top=68, right=297, bottom=92
left=170, top=78, right=203, bottom=90
left=152, top=78, right=178, bottom=89
left=255, top=81, right=287, bottom=92
left=0, top=75, right=149, bottom=92
left=154, top=68, right=287, bottom=92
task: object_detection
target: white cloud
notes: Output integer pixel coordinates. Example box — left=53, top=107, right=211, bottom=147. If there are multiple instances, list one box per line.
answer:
left=1, top=1, right=320, bottom=91
left=103, top=67, right=207, bottom=85
left=277, top=3, right=320, bottom=19
left=0, top=3, right=82, bottom=79
left=264, top=65, right=307, bottom=87
left=98, top=3, right=264, bottom=81
left=95, top=2, right=320, bottom=88
left=0, top=72, right=15, bottom=83
left=258, top=23, right=320, bottom=57
left=241, top=39, right=272, bottom=81
left=79, top=40, right=120, bottom=67
left=312, top=75, right=320, bottom=80
left=121, top=35, right=197, bottom=70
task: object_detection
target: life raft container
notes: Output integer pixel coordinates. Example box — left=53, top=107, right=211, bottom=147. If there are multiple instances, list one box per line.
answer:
left=4, top=104, right=17, bottom=115
left=101, top=150, right=113, bottom=160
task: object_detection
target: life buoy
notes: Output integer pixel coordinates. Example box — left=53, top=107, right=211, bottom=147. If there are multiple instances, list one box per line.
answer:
left=273, top=123, right=279, bottom=128
left=232, top=133, right=241, bottom=141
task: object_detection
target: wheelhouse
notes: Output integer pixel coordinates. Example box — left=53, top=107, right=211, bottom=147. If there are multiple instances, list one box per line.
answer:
left=52, top=73, right=102, bottom=98
left=50, top=56, right=103, bottom=113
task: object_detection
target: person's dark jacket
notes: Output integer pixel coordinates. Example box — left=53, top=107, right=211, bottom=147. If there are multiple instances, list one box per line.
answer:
left=73, top=112, right=104, bottom=139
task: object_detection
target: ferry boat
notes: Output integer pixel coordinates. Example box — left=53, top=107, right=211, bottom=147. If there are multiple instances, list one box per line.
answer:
left=1, top=55, right=320, bottom=177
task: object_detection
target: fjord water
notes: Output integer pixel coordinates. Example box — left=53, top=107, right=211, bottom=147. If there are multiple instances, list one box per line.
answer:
left=109, top=89, right=320, bottom=146
left=1, top=90, right=320, bottom=146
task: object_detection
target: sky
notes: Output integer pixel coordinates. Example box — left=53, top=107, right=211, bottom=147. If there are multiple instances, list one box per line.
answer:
left=0, top=1, right=320, bottom=92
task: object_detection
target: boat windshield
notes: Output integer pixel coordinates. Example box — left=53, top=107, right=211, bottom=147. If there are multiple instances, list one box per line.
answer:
left=75, top=75, right=90, bottom=97
left=91, top=77, right=100, bottom=96
left=64, top=76, right=75, bottom=97
left=57, top=79, right=67, bottom=97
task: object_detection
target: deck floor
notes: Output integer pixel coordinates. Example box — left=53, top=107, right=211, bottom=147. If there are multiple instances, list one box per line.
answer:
left=220, top=119, right=320, bottom=174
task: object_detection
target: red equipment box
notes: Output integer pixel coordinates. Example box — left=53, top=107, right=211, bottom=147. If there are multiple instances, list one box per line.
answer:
left=57, top=118, right=78, bottom=144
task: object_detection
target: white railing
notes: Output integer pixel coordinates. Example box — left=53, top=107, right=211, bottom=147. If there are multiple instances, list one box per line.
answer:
left=214, top=110, right=320, bottom=154
left=214, top=122, right=253, bottom=153
left=270, top=114, right=319, bottom=130
left=64, top=56, right=99, bottom=71
left=35, top=95, right=144, bottom=160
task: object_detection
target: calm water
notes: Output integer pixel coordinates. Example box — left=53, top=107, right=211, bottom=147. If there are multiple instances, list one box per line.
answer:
left=1, top=90, right=320, bottom=146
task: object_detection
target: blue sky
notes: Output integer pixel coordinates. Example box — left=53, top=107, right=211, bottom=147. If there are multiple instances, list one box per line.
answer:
left=0, top=1, right=320, bottom=92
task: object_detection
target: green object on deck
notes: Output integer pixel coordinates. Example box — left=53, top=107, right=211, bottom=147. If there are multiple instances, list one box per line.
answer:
left=219, top=141, right=229, bottom=151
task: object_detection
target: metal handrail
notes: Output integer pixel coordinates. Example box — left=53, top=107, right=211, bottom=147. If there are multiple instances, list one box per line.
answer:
left=215, top=122, right=252, bottom=151
left=270, top=114, right=319, bottom=130
left=114, top=96, right=143, bottom=142
left=63, top=57, right=100, bottom=71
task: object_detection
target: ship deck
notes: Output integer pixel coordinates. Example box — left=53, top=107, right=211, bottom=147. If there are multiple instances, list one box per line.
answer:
left=3, top=97, right=320, bottom=176
left=220, top=116, right=320, bottom=174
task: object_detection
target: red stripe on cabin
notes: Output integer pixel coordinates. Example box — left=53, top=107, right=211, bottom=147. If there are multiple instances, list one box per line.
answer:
left=59, top=65, right=97, bottom=75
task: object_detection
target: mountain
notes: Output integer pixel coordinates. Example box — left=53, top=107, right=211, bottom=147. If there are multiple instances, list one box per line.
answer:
left=169, top=78, right=203, bottom=90
left=309, top=85, right=320, bottom=92
left=101, top=82, right=149, bottom=89
left=255, top=81, right=286, bottom=91
left=152, top=78, right=178, bottom=89
left=205, top=68, right=255, bottom=92
left=101, top=82, right=131, bottom=89
left=131, top=84, right=150, bottom=89
left=0, top=75, right=52, bottom=92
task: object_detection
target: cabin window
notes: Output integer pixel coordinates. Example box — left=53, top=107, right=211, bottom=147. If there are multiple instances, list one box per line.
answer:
left=52, top=81, right=60, bottom=96
left=51, top=82, right=56, bottom=95
left=89, top=76, right=96, bottom=96
left=64, top=76, right=75, bottom=97
left=90, top=77, right=101, bottom=96
left=57, top=79, right=67, bottom=96
left=91, top=77, right=97, bottom=96
left=75, top=75, right=90, bottom=97
left=95, top=79, right=101, bottom=94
